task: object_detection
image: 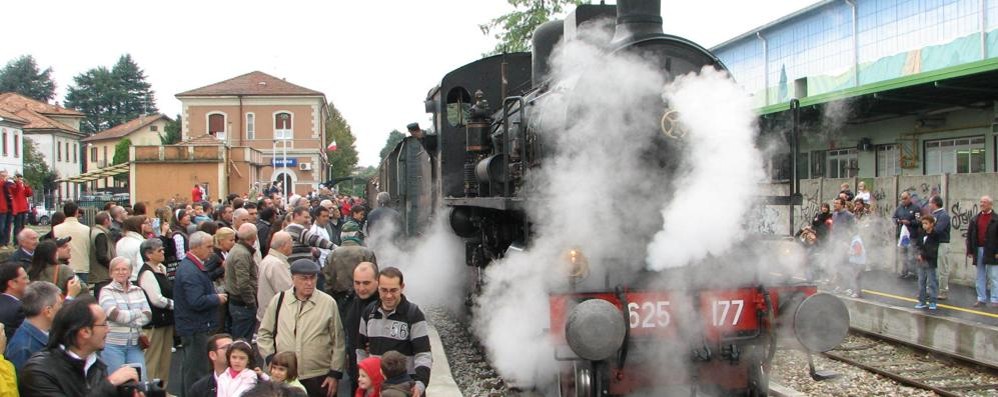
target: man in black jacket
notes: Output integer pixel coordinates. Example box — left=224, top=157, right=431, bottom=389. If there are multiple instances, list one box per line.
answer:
left=18, top=296, right=139, bottom=397
left=187, top=333, right=233, bottom=397
left=338, top=261, right=379, bottom=396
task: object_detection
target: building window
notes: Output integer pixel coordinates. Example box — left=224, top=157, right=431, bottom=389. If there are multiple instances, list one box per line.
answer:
left=66, top=142, right=71, bottom=164
left=91, top=146, right=97, bottom=161
left=103, top=146, right=108, bottom=167
left=810, top=150, right=826, bottom=178
left=13, top=133, right=18, bottom=158
left=73, top=143, right=78, bottom=163
left=925, top=136, right=985, bottom=174
left=57, top=141, right=61, bottom=161
left=150, top=125, right=158, bottom=132
left=1, top=130, right=7, bottom=157
left=246, top=113, right=255, bottom=140
left=876, top=144, right=900, bottom=177
left=797, top=151, right=810, bottom=180
left=826, top=148, right=857, bottom=178
left=208, top=113, right=226, bottom=137
left=274, top=112, right=292, bottom=140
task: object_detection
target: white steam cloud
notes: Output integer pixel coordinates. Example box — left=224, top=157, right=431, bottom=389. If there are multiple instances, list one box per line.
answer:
left=366, top=210, right=467, bottom=312
left=645, top=69, right=766, bottom=270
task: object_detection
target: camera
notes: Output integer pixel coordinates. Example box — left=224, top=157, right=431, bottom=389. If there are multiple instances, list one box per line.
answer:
left=117, top=379, right=166, bottom=397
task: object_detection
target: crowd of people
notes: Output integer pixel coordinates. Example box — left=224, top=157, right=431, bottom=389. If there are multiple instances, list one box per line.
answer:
left=797, top=182, right=998, bottom=311
left=0, top=186, right=420, bottom=397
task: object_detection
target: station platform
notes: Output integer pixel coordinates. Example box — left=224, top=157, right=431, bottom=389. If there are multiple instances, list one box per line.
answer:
left=838, top=269, right=998, bottom=368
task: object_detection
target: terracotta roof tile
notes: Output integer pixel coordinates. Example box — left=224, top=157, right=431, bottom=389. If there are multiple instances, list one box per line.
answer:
left=83, top=113, right=170, bottom=143
left=176, top=71, right=324, bottom=97
left=10, top=108, right=79, bottom=132
left=0, top=108, right=27, bottom=125
left=0, top=92, right=84, bottom=116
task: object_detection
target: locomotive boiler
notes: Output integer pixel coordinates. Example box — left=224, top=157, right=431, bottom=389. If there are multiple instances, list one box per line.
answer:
left=377, top=1, right=850, bottom=395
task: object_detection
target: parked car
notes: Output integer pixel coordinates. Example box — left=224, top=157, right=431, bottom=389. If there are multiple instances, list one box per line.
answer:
left=29, top=204, right=55, bottom=225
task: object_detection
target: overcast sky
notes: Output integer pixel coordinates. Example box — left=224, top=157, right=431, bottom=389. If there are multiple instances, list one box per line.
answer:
left=2, top=0, right=817, bottom=166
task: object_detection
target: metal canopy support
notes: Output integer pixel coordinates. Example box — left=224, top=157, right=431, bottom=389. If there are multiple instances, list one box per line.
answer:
left=55, top=162, right=130, bottom=184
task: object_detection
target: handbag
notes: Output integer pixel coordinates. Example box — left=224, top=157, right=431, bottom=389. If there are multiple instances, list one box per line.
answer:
left=138, top=334, right=151, bottom=350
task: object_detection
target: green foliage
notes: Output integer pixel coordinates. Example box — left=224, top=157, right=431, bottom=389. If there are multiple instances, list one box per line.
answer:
left=112, top=138, right=132, bottom=182
left=480, top=0, right=585, bottom=55
left=325, top=102, right=359, bottom=181
left=112, top=138, right=131, bottom=165
left=65, top=54, right=158, bottom=134
left=0, top=55, right=56, bottom=102
left=379, top=130, right=406, bottom=163
left=22, top=138, right=58, bottom=193
left=161, top=114, right=182, bottom=145
left=113, top=54, right=157, bottom=117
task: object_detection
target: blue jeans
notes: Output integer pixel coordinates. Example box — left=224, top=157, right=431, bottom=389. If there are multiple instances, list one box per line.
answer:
left=0, top=212, right=11, bottom=246
left=101, top=341, right=146, bottom=381
left=229, top=303, right=258, bottom=341
left=975, top=247, right=988, bottom=303
left=989, top=264, right=998, bottom=304
left=917, top=266, right=938, bottom=305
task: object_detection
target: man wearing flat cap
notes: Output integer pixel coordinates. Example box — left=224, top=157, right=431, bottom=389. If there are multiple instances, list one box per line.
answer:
left=258, top=259, right=346, bottom=397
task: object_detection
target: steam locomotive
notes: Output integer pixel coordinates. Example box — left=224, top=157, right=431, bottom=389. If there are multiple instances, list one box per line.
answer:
left=372, top=1, right=849, bottom=395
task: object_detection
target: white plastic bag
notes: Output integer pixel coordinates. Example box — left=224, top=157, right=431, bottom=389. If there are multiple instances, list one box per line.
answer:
left=898, top=224, right=911, bottom=247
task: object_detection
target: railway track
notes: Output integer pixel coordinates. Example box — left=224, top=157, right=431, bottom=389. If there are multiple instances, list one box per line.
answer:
left=821, top=331, right=998, bottom=397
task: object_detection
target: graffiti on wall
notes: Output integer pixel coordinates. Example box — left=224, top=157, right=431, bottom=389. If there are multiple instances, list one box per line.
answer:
left=793, top=185, right=821, bottom=232
left=747, top=205, right=780, bottom=235
left=950, top=200, right=979, bottom=239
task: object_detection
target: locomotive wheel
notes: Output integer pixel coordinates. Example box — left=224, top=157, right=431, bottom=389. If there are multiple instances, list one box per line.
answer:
left=747, top=359, right=770, bottom=397
left=558, top=361, right=604, bottom=397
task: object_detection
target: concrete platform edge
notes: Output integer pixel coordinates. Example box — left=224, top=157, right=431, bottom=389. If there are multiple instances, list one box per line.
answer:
left=768, top=381, right=806, bottom=397
left=427, top=323, right=464, bottom=397
left=844, top=296, right=998, bottom=368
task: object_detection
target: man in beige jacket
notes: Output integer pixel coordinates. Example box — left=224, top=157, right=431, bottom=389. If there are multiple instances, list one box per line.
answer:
left=256, top=231, right=293, bottom=321
left=257, top=259, right=345, bottom=397
left=52, top=202, right=91, bottom=283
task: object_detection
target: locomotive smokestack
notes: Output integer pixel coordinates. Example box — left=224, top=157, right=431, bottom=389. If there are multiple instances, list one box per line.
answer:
left=611, top=0, right=664, bottom=45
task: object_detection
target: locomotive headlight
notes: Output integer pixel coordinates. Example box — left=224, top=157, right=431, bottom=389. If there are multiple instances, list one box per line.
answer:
left=565, top=299, right=627, bottom=361
left=563, top=248, right=590, bottom=280
left=660, top=108, right=688, bottom=140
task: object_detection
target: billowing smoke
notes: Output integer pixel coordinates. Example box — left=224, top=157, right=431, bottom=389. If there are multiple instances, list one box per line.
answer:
left=645, top=69, right=766, bottom=270
left=366, top=210, right=468, bottom=313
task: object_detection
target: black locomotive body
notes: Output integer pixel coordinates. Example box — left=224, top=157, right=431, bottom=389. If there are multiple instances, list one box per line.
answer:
left=374, top=1, right=849, bottom=395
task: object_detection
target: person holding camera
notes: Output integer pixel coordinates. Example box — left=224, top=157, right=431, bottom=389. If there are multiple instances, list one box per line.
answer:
left=10, top=173, right=32, bottom=244
left=18, top=296, right=142, bottom=397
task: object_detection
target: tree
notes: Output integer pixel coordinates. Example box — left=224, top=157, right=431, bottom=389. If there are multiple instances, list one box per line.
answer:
left=22, top=138, right=58, bottom=194
left=379, top=130, right=406, bottom=163
left=65, top=54, right=158, bottom=134
left=161, top=114, right=182, bottom=145
left=325, top=102, right=359, bottom=181
left=65, top=66, right=118, bottom=134
left=112, top=54, right=158, bottom=116
left=0, top=55, right=56, bottom=102
left=480, top=0, right=585, bottom=55
left=112, top=138, right=132, bottom=182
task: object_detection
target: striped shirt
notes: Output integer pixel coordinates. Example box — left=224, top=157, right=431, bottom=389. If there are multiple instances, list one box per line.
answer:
left=357, top=296, right=432, bottom=393
left=99, top=281, right=151, bottom=346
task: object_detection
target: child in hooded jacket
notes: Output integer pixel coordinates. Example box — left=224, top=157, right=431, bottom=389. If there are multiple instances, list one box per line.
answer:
left=216, top=340, right=269, bottom=397
left=354, top=356, right=384, bottom=397
left=379, top=351, right=414, bottom=397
